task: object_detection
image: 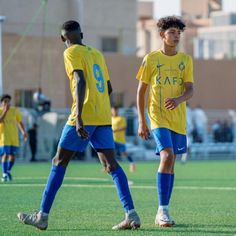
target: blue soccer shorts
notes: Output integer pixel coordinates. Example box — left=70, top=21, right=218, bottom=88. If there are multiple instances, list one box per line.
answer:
left=152, top=128, right=187, bottom=155
left=58, top=125, right=115, bottom=152
left=0, top=146, right=19, bottom=156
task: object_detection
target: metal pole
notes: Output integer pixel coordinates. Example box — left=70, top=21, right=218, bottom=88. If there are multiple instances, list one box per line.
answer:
left=0, top=16, right=6, bottom=95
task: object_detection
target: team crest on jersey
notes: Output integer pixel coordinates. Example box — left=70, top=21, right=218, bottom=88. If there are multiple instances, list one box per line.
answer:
left=178, top=61, right=185, bottom=71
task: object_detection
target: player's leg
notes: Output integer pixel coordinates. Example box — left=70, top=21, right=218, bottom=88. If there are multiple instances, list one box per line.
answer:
left=97, top=149, right=140, bottom=230
left=6, top=154, right=15, bottom=181
left=17, top=124, right=91, bottom=230
left=17, top=147, right=75, bottom=230
left=1, top=153, right=8, bottom=182
left=91, top=126, right=140, bottom=230
left=152, top=128, right=175, bottom=227
left=122, top=151, right=136, bottom=172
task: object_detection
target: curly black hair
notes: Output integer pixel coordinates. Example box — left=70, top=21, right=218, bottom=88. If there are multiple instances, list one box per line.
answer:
left=157, top=16, right=186, bottom=32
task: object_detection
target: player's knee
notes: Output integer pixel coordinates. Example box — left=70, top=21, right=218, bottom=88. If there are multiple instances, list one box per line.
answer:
left=102, top=161, right=119, bottom=173
left=160, top=152, right=174, bottom=165
left=52, top=155, right=69, bottom=167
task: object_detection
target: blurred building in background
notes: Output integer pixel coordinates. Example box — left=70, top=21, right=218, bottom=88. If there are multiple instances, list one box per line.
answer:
left=0, top=0, right=137, bottom=108
left=181, top=0, right=222, bottom=56
left=136, top=1, right=162, bottom=57
left=194, top=12, right=236, bottom=59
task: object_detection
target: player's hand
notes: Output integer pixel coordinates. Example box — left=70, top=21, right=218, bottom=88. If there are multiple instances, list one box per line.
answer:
left=23, top=132, right=28, bottom=142
left=164, top=97, right=180, bottom=110
left=3, top=103, right=10, bottom=113
left=76, top=117, right=89, bottom=140
left=138, top=122, right=150, bottom=140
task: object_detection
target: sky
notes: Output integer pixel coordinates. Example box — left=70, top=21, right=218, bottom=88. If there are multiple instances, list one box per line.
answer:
left=148, top=0, right=236, bottom=19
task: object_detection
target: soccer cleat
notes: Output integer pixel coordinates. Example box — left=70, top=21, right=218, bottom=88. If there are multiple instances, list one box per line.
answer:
left=7, top=172, right=12, bottom=181
left=129, top=163, right=136, bottom=173
left=17, top=211, right=48, bottom=230
left=155, top=208, right=175, bottom=227
left=1, top=175, right=8, bottom=182
left=112, top=211, right=141, bottom=230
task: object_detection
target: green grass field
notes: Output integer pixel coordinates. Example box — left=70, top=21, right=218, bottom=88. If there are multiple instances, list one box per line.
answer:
left=0, top=160, right=236, bottom=236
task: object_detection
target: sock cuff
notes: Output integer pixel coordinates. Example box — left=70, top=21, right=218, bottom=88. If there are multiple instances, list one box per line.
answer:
left=110, top=166, right=122, bottom=175
left=52, top=165, right=66, bottom=173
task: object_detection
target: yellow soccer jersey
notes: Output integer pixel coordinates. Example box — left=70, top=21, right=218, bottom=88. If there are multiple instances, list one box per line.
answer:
left=0, top=107, right=22, bottom=146
left=64, top=44, right=111, bottom=126
left=112, top=116, right=126, bottom=144
left=136, top=50, right=194, bottom=135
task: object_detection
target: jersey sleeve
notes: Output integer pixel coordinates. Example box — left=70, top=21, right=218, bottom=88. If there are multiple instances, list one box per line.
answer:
left=184, top=56, right=194, bottom=83
left=63, top=48, right=83, bottom=79
left=15, top=108, right=22, bottom=123
left=136, top=54, right=151, bottom=84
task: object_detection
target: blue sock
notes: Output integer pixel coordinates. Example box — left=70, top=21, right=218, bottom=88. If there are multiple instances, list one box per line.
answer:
left=168, top=174, right=175, bottom=202
left=157, top=172, right=171, bottom=206
left=7, top=161, right=14, bottom=172
left=127, top=155, right=134, bottom=163
left=2, top=161, right=8, bottom=175
left=110, top=166, right=134, bottom=212
left=40, top=165, right=66, bottom=214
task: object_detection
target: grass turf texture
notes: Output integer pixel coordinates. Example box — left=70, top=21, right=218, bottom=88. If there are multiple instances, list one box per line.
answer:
left=0, top=160, right=236, bottom=236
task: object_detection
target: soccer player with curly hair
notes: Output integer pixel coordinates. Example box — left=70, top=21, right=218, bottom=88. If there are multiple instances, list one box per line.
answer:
left=136, top=16, right=194, bottom=227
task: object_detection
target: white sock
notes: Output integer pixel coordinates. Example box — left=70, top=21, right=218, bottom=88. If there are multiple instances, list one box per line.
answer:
left=159, top=205, right=168, bottom=211
left=39, top=210, right=49, bottom=217
left=127, top=209, right=135, bottom=215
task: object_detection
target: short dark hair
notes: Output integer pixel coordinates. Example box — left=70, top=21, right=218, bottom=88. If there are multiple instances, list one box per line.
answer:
left=1, top=94, right=11, bottom=102
left=157, top=16, right=186, bottom=32
left=61, top=20, right=81, bottom=32
left=111, top=105, right=119, bottom=110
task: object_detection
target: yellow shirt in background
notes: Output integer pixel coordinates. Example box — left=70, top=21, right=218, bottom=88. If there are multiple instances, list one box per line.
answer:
left=112, top=116, right=126, bottom=144
left=0, top=107, right=22, bottom=146
left=136, top=50, right=194, bottom=135
left=64, top=44, right=112, bottom=126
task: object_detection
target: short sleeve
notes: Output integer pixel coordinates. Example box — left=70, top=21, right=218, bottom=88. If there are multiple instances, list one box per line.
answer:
left=64, top=48, right=83, bottom=79
left=136, top=55, right=151, bottom=84
left=15, top=108, right=22, bottom=123
left=184, top=56, right=194, bottom=83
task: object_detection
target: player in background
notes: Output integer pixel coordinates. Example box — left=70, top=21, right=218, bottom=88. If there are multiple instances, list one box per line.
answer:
left=111, top=106, right=136, bottom=172
left=17, top=20, right=140, bottom=231
left=0, top=94, right=28, bottom=182
left=136, top=16, right=194, bottom=227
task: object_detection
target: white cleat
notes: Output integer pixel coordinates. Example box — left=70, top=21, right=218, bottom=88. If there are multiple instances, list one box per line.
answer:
left=112, top=211, right=141, bottom=230
left=155, top=208, right=175, bottom=227
left=17, top=211, right=48, bottom=230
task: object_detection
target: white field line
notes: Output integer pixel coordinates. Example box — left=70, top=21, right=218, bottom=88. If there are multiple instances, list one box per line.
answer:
left=0, top=177, right=235, bottom=191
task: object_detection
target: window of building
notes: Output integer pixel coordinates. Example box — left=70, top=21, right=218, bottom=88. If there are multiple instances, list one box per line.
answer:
left=101, top=37, right=119, bottom=52
left=15, top=89, right=34, bottom=108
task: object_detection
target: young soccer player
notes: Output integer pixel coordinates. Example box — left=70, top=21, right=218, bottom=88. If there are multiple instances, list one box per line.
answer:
left=111, top=106, right=136, bottom=172
left=136, top=16, right=194, bottom=227
left=17, top=20, right=140, bottom=231
left=0, top=94, right=28, bottom=182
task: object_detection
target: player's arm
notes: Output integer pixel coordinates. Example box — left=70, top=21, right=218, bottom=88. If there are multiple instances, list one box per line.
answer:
left=0, top=103, right=10, bottom=122
left=107, top=80, right=112, bottom=95
left=17, top=121, right=28, bottom=142
left=137, top=81, right=150, bottom=140
left=74, top=70, right=89, bottom=139
left=165, top=82, right=194, bottom=110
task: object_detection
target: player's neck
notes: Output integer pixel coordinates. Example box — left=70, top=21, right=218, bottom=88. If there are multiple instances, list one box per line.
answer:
left=161, top=44, right=177, bottom=56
